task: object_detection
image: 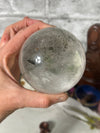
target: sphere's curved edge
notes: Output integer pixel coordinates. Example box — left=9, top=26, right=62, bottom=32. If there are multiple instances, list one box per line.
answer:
left=19, top=27, right=86, bottom=94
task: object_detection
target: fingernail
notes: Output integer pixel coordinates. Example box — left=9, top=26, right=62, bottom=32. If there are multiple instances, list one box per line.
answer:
left=58, top=94, right=68, bottom=102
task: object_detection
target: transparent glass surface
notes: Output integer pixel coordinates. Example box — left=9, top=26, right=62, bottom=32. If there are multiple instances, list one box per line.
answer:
left=19, top=27, right=86, bottom=94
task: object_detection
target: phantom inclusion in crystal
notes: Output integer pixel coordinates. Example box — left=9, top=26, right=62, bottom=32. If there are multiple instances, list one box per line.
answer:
left=19, top=27, right=86, bottom=94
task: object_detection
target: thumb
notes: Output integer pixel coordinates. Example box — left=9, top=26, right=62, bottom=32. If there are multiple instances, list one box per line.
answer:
left=19, top=88, right=68, bottom=108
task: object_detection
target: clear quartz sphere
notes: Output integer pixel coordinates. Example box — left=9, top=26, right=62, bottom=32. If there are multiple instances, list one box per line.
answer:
left=19, top=27, right=86, bottom=94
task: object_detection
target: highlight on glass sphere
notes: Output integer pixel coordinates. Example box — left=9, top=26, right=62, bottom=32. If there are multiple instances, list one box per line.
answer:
left=19, top=27, right=86, bottom=94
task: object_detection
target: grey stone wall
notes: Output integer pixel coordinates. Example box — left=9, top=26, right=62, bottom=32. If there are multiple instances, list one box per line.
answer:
left=0, top=1, right=100, bottom=133
left=0, top=0, right=100, bottom=51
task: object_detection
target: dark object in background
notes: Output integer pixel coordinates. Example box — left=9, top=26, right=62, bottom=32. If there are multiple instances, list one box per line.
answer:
left=39, top=122, right=51, bottom=133
left=75, top=85, right=100, bottom=110
left=78, top=24, right=100, bottom=90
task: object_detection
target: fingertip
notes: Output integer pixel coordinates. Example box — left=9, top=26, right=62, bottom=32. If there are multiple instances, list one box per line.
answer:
left=0, top=33, right=10, bottom=47
left=47, top=93, right=68, bottom=106
left=56, top=93, right=68, bottom=102
left=39, top=22, right=56, bottom=30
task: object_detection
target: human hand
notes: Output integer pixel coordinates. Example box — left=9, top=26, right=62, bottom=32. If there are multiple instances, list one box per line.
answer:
left=0, top=17, right=68, bottom=122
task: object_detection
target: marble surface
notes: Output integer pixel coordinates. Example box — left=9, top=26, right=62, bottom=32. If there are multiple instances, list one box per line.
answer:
left=0, top=98, right=100, bottom=133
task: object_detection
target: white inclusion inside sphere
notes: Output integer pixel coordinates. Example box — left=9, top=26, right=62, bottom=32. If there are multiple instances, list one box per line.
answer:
left=35, top=56, right=42, bottom=64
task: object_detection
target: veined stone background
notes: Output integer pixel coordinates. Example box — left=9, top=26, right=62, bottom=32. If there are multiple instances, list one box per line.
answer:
left=0, top=0, right=100, bottom=51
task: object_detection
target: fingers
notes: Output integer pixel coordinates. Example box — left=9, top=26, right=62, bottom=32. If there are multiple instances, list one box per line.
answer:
left=0, top=17, right=40, bottom=48
left=0, top=18, right=53, bottom=82
left=9, top=17, right=40, bottom=33
left=18, top=88, right=68, bottom=108
left=4, top=21, right=52, bottom=54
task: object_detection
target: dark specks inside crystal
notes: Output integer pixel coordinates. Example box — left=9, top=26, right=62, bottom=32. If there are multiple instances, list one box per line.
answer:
left=49, top=47, right=53, bottom=51
left=27, top=59, right=35, bottom=65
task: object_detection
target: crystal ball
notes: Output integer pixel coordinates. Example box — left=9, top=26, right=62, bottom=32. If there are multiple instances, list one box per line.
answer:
left=19, top=27, right=86, bottom=94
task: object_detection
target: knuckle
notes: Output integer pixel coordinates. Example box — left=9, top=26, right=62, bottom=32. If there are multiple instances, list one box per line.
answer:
left=4, top=25, right=13, bottom=35
left=18, top=29, right=27, bottom=40
left=18, top=28, right=25, bottom=33
left=40, top=97, right=51, bottom=108
left=23, top=16, right=29, bottom=21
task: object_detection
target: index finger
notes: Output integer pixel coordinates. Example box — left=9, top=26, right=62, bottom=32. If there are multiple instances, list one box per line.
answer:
left=10, top=17, right=40, bottom=33
left=0, top=17, right=40, bottom=47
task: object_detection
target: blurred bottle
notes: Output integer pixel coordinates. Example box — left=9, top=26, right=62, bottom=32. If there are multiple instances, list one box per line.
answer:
left=78, top=24, right=100, bottom=90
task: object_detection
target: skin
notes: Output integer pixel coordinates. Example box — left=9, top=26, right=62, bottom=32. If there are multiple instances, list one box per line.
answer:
left=0, top=17, right=68, bottom=123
